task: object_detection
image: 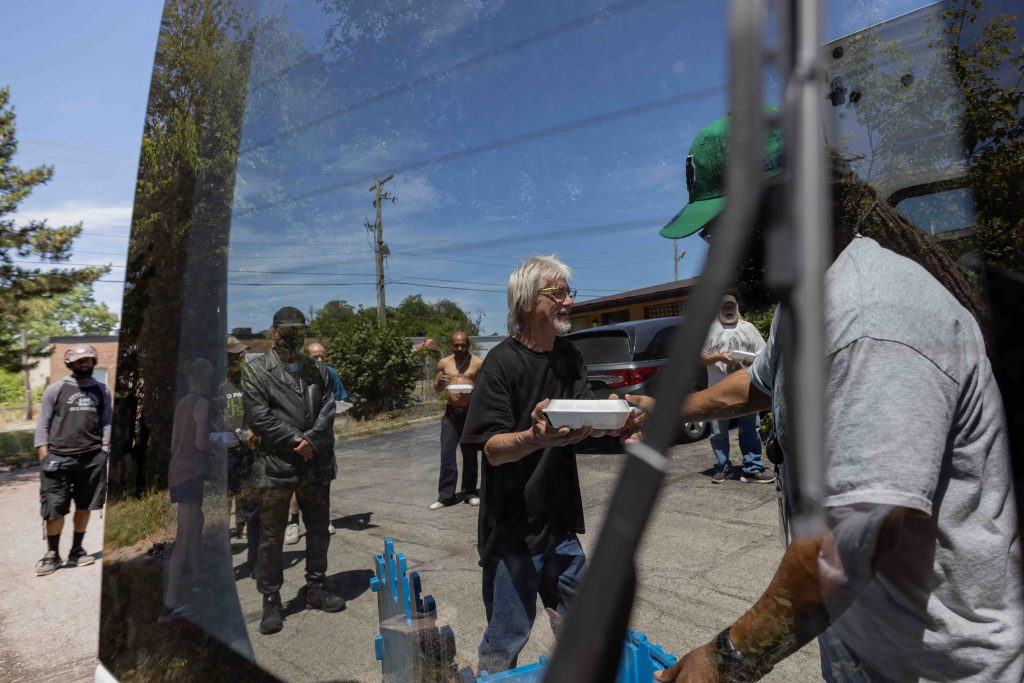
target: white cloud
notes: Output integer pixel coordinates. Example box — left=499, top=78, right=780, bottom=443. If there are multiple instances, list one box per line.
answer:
left=12, top=200, right=133, bottom=321
left=420, top=0, right=507, bottom=46
left=14, top=200, right=133, bottom=236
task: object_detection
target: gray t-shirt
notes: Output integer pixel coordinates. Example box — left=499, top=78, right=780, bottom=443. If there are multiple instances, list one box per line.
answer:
left=749, top=236, right=1023, bottom=682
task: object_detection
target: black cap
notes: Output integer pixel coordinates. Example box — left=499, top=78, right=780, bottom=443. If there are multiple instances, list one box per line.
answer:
left=272, top=306, right=307, bottom=329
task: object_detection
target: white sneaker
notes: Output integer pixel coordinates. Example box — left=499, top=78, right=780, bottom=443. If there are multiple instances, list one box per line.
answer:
left=327, top=522, right=336, bottom=535
left=468, top=496, right=480, bottom=506
left=429, top=501, right=445, bottom=510
left=284, top=522, right=300, bottom=545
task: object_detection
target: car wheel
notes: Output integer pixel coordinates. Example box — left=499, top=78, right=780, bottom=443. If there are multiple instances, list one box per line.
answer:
left=676, top=419, right=709, bottom=443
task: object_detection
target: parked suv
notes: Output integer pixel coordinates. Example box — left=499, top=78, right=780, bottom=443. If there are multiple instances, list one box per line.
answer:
left=566, top=318, right=709, bottom=442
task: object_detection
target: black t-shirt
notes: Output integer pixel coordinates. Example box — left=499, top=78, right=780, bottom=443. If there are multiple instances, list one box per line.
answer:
left=462, top=336, right=593, bottom=564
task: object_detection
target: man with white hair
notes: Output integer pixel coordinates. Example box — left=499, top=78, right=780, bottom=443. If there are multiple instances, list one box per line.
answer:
left=702, top=295, right=770, bottom=483
left=463, top=255, right=638, bottom=673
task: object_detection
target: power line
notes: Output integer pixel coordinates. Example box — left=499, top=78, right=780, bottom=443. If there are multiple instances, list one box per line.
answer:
left=18, top=262, right=625, bottom=294
left=244, top=0, right=662, bottom=151
left=389, top=276, right=621, bottom=294
left=91, top=278, right=613, bottom=298
left=236, top=84, right=722, bottom=218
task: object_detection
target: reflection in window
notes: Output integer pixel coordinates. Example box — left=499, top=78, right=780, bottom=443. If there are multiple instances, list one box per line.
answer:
left=894, top=186, right=975, bottom=237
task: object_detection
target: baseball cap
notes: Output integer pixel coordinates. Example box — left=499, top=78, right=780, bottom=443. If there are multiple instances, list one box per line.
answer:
left=65, top=344, right=98, bottom=363
left=226, top=335, right=249, bottom=353
left=659, top=113, right=783, bottom=239
left=272, top=306, right=307, bottom=328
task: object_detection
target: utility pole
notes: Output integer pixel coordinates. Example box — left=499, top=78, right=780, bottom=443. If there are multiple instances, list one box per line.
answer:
left=673, top=242, right=685, bottom=281
left=21, top=329, right=32, bottom=421
left=368, top=173, right=395, bottom=328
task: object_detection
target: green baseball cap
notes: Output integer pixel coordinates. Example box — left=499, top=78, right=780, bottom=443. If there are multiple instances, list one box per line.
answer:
left=659, top=114, right=783, bottom=239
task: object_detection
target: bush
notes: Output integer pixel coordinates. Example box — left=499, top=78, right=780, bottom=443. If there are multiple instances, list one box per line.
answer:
left=327, top=319, right=419, bottom=417
left=745, top=304, right=775, bottom=342
left=0, top=369, right=24, bottom=406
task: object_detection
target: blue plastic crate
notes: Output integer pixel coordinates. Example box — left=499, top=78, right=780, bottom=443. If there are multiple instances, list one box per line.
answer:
left=370, top=538, right=676, bottom=683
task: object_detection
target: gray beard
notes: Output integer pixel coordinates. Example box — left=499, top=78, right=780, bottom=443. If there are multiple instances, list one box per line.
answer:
left=554, top=319, right=572, bottom=336
left=720, top=314, right=738, bottom=327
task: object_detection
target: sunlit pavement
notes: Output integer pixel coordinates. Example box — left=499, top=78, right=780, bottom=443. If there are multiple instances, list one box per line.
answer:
left=0, top=422, right=820, bottom=682
left=234, top=422, right=820, bottom=682
left=0, top=466, right=104, bottom=682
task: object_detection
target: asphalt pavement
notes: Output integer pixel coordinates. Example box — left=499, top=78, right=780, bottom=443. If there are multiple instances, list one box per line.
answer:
left=234, top=423, right=821, bottom=682
left=0, top=465, right=105, bottom=682
left=0, top=421, right=820, bottom=682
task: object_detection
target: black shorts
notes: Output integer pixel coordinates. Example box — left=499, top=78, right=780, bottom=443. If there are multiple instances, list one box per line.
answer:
left=39, top=450, right=107, bottom=521
left=170, top=477, right=204, bottom=505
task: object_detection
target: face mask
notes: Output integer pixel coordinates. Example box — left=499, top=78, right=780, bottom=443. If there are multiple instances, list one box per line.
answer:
left=72, top=367, right=94, bottom=380
left=278, top=331, right=304, bottom=352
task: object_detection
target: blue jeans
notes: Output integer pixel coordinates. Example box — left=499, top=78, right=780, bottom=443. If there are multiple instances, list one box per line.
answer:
left=478, top=534, right=586, bottom=674
left=710, top=413, right=764, bottom=475
left=438, top=408, right=477, bottom=501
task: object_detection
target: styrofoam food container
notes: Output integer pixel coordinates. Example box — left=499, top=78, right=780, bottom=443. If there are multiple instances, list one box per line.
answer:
left=729, top=349, right=758, bottom=363
left=447, top=384, right=474, bottom=394
left=543, top=399, right=633, bottom=430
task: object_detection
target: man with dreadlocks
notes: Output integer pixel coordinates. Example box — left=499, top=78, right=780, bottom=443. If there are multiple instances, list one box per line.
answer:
left=641, top=114, right=1021, bottom=682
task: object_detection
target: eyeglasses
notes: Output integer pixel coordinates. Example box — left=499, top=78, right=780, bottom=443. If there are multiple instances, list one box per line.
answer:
left=540, top=287, right=577, bottom=302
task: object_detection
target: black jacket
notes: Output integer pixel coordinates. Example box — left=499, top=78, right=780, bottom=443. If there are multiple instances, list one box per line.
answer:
left=241, top=349, right=337, bottom=488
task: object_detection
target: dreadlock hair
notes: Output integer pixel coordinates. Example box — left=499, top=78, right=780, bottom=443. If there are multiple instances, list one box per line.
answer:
left=830, top=156, right=991, bottom=352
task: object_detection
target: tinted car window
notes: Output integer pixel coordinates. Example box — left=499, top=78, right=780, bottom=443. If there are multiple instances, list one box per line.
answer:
left=634, top=326, right=676, bottom=362
left=568, top=332, right=632, bottom=365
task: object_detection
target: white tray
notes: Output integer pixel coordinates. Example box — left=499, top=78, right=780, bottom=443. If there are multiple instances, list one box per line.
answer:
left=729, top=349, right=758, bottom=363
left=543, top=399, right=632, bottom=430
left=447, top=384, right=473, bottom=394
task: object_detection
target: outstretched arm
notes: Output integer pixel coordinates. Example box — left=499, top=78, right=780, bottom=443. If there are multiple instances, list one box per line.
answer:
left=657, top=505, right=907, bottom=681
left=626, top=365, right=769, bottom=424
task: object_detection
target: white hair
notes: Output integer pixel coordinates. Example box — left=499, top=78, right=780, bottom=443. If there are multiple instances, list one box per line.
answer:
left=506, top=255, right=573, bottom=335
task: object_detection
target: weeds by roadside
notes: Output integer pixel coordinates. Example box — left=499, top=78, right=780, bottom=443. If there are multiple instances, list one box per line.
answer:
left=105, top=490, right=175, bottom=551
left=336, top=403, right=443, bottom=442
left=0, top=430, right=34, bottom=468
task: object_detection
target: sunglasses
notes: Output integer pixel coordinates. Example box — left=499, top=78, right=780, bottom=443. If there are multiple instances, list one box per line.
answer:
left=539, top=287, right=577, bottom=302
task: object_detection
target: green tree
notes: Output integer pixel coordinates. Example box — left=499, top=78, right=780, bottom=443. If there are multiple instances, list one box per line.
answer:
left=326, top=317, right=419, bottom=416
left=946, top=0, right=1024, bottom=272
left=309, top=299, right=356, bottom=338
left=114, top=0, right=255, bottom=492
left=23, top=285, right=119, bottom=351
left=0, top=86, right=109, bottom=372
left=392, top=294, right=480, bottom=350
left=310, top=294, right=479, bottom=353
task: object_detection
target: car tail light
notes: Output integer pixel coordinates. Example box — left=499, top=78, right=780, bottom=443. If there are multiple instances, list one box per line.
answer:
left=603, top=367, right=658, bottom=389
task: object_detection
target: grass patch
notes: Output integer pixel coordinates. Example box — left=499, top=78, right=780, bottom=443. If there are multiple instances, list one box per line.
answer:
left=336, top=403, right=443, bottom=441
left=0, top=430, right=35, bottom=467
left=105, top=489, right=176, bottom=551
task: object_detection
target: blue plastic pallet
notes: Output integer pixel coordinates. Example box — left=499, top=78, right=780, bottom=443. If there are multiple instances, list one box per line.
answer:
left=370, top=538, right=676, bottom=683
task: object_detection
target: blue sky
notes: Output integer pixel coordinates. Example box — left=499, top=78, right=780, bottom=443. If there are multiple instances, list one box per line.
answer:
left=5, top=0, right=929, bottom=335
left=3, top=1, right=164, bottom=324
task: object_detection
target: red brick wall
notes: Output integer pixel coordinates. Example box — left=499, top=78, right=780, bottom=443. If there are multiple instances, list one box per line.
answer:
left=49, top=340, right=119, bottom=388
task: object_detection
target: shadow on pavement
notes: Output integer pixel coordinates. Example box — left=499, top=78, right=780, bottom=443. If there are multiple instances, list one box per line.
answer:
left=332, top=511, right=377, bottom=531
left=328, top=568, right=375, bottom=601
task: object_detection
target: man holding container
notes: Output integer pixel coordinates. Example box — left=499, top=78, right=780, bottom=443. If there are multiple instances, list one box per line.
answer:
left=462, top=255, right=640, bottom=673
left=430, top=330, right=483, bottom=509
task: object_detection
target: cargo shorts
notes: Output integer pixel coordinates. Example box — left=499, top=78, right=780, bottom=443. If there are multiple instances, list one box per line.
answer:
left=39, top=450, right=107, bottom=520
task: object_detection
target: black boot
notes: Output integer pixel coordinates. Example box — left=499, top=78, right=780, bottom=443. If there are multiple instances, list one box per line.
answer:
left=259, top=592, right=284, bottom=634
left=306, top=582, right=346, bottom=612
